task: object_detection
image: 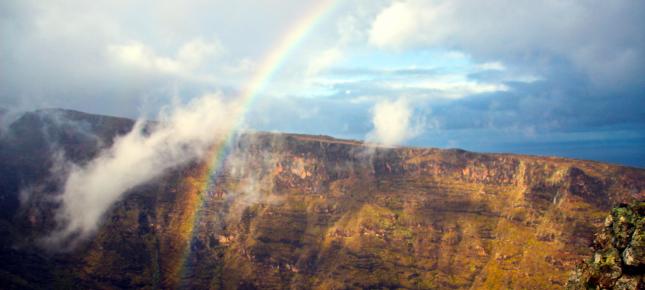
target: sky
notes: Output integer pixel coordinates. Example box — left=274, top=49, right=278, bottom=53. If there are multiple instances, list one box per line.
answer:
left=1, top=0, right=644, bottom=167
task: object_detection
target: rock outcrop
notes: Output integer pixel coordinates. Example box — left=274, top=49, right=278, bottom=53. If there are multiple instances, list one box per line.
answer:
left=566, top=202, right=645, bottom=289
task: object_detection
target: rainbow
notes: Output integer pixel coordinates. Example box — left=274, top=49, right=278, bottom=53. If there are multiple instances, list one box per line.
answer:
left=168, top=0, right=341, bottom=286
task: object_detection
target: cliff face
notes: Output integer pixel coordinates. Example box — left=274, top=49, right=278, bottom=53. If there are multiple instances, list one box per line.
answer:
left=1, top=110, right=644, bottom=289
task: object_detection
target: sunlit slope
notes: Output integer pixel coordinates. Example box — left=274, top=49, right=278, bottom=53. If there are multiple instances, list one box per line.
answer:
left=1, top=110, right=643, bottom=289
left=76, top=134, right=644, bottom=289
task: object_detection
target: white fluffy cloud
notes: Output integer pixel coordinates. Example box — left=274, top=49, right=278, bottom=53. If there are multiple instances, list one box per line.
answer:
left=47, top=94, right=242, bottom=247
left=108, top=38, right=223, bottom=84
left=369, top=2, right=420, bottom=49
left=367, top=98, right=422, bottom=146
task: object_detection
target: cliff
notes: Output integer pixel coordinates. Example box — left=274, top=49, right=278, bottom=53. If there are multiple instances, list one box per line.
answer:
left=0, top=109, right=644, bottom=289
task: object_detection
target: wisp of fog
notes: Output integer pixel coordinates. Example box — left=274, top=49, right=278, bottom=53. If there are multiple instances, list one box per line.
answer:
left=46, top=94, right=242, bottom=248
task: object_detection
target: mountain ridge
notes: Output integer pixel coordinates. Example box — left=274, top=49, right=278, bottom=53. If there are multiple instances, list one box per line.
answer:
left=9, top=107, right=644, bottom=169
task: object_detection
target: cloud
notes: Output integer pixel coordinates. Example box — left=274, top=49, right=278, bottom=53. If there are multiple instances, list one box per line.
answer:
left=0, top=0, right=339, bottom=116
left=367, top=98, right=422, bottom=146
left=316, top=58, right=514, bottom=103
left=306, top=48, right=343, bottom=77
left=382, top=74, right=509, bottom=99
left=2, top=0, right=644, bottom=168
left=477, top=61, right=506, bottom=71
left=368, top=0, right=645, bottom=87
left=108, top=38, right=223, bottom=78
left=368, top=2, right=418, bottom=49
left=46, top=94, right=241, bottom=248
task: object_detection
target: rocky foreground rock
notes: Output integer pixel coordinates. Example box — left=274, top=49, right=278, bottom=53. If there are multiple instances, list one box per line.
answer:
left=566, top=202, right=645, bottom=289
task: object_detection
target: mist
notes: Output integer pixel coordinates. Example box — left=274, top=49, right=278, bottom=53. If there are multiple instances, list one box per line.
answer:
left=366, top=98, right=422, bottom=147
left=45, top=94, right=242, bottom=248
